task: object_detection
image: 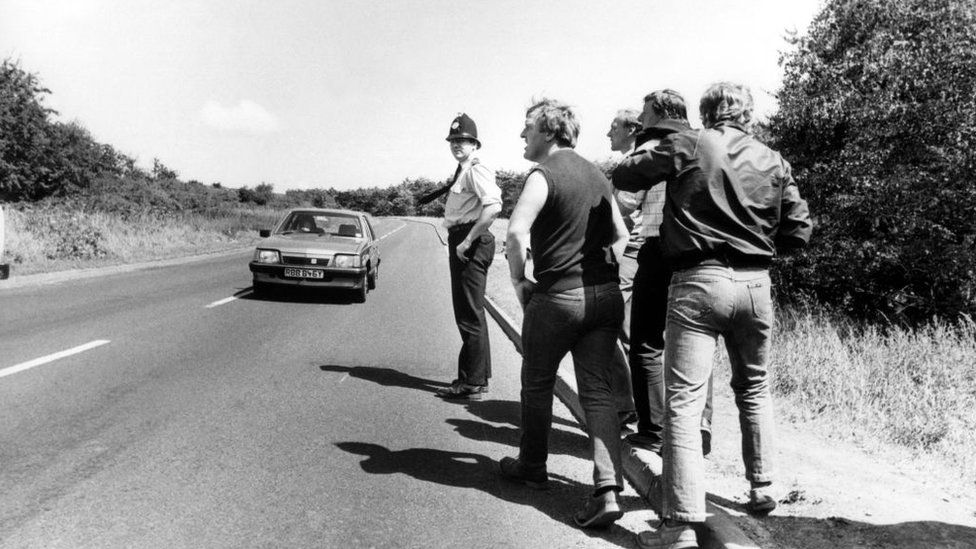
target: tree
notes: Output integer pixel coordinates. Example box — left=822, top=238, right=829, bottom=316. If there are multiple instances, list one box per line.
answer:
left=767, top=0, right=976, bottom=323
left=0, top=59, right=57, bottom=200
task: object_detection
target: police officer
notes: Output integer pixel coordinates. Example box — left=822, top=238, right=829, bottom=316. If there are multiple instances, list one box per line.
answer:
left=432, top=114, right=502, bottom=400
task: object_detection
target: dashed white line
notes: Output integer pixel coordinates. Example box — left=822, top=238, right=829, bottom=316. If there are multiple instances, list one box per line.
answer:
left=378, top=224, right=407, bottom=241
left=206, top=290, right=252, bottom=309
left=0, top=340, right=111, bottom=379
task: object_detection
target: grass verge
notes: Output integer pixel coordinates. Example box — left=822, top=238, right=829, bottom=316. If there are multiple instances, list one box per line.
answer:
left=2, top=205, right=286, bottom=276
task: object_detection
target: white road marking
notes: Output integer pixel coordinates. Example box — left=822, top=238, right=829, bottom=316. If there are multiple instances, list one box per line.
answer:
left=0, top=340, right=111, bottom=380
left=378, top=224, right=407, bottom=241
left=205, top=290, right=252, bottom=309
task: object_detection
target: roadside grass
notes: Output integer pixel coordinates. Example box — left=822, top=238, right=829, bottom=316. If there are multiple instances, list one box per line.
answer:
left=484, top=219, right=976, bottom=492
left=3, top=204, right=286, bottom=275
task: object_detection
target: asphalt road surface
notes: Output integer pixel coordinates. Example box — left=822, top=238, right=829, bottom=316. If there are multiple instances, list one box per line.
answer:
left=0, top=220, right=655, bottom=549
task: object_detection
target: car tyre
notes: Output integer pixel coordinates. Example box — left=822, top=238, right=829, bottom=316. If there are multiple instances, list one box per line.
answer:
left=353, top=272, right=368, bottom=303
left=253, top=279, right=271, bottom=297
left=367, top=263, right=377, bottom=290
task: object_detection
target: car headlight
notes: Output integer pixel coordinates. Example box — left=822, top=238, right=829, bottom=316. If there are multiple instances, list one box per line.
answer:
left=253, top=249, right=281, bottom=263
left=332, top=254, right=361, bottom=268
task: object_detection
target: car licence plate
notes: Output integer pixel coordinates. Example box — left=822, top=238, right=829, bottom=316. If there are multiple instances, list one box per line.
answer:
left=284, top=268, right=325, bottom=279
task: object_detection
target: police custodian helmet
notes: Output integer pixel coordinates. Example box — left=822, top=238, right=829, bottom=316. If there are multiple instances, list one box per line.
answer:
left=446, top=113, right=481, bottom=148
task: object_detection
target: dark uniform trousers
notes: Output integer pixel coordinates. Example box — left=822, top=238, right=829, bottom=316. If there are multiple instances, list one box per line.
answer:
left=447, top=223, right=495, bottom=386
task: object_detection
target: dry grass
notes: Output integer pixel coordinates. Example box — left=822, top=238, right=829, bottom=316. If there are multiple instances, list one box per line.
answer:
left=2, top=205, right=286, bottom=275
left=484, top=219, right=976, bottom=489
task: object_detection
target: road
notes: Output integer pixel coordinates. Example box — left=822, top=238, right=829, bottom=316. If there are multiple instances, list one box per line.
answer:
left=0, top=219, right=654, bottom=549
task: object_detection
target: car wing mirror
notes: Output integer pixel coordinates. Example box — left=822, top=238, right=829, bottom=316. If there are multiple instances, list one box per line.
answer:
left=259, top=229, right=271, bottom=238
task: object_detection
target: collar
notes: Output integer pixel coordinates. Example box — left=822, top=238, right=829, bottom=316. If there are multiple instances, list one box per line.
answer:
left=635, top=119, right=691, bottom=147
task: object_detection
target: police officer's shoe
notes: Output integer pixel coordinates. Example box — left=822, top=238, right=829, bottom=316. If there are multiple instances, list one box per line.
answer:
left=435, top=382, right=488, bottom=401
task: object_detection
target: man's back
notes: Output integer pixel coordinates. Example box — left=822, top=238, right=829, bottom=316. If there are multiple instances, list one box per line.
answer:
left=661, top=123, right=811, bottom=264
left=530, top=149, right=618, bottom=292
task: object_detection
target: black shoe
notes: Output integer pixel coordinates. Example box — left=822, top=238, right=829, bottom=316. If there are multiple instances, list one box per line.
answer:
left=499, top=456, right=548, bottom=490
left=435, top=382, right=488, bottom=401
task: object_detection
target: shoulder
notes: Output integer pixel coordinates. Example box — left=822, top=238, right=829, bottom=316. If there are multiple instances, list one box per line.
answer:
left=469, top=161, right=495, bottom=179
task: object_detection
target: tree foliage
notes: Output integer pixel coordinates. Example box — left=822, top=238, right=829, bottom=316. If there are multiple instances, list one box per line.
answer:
left=768, top=0, right=976, bottom=323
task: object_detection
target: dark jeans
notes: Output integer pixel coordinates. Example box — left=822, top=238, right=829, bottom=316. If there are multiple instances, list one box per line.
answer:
left=629, top=238, right=713, bottom=444
left=448, top=225, right=494, bottom=386
left=520, top=282, right=624, bottom=491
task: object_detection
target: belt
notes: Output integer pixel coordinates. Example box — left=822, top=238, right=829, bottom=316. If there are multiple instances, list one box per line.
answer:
left=447, top=222, right=476, bottom=234
left=671, top=253, right=770, bottom=271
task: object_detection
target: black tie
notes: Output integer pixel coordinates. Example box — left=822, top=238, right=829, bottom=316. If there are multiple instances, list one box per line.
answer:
left=417, top=163, right=463, bottom=206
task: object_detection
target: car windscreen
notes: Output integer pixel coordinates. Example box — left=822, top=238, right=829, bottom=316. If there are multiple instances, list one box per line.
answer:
left=277, top=213, right=362, bottom=236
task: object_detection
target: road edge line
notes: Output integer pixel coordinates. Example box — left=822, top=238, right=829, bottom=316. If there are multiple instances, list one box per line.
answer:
left=483, top=294, right=759, bottom=549
left=0, top=339, right=111, bottom=379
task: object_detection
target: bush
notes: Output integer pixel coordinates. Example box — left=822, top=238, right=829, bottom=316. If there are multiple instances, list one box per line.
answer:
left=768, top=0, right=976, bottom=323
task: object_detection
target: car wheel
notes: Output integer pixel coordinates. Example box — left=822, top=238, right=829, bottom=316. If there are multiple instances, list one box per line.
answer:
left=353, top=272, right=368, bottom=303
left=253, top=279, right=271, bottom=297
left=367, top=264, right=377, bottom=290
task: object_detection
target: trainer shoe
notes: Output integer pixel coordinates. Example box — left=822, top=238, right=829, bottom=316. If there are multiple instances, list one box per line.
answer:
left=573, top=489, right=624, bottom=528
left=435, top=382, right=488, bottom=401
left=498, top=456, right=548, bottom=490
left=636, top=520, right=698, bottom=549
left=625, top=432, right=663, bottom=454
left=747, top=484, right=777, bottom=514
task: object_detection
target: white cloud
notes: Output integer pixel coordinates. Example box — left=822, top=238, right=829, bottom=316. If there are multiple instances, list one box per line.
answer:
left=200, top=99, right=280, bottom=134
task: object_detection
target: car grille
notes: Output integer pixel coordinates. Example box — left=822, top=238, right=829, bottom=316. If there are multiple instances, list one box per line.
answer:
left=282, top=256, right=330, bottom=266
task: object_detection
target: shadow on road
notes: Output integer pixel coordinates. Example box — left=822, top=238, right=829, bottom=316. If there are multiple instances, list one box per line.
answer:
left=707, top=494, right=976, bottom=548
left=241, top=286, right=359, bottom=305
left=318, top=364, right=450, bottom=394
left=335, top=442, right=640, bottom=548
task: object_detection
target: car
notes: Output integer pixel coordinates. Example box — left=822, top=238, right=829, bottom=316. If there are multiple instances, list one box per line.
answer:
left=249, top=208, right=380, bottom=302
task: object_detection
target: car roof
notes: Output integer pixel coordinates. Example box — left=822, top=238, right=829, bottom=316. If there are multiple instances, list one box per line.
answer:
left=286, top=208, right=367, bottom=217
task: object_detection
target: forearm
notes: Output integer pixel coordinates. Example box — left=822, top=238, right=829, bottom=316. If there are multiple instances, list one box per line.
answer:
left=464, top=203, right=501, bottom=243
left=506, top=230, right=530, bottom=282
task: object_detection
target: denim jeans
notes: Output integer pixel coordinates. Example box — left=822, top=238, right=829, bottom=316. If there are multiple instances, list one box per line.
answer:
left=448, top=227, right=495, bottom=386
left=520, top=282, right=625, bottom=491
left=661, top=265, right=775, bottom=522
left=630, top=239, right=714, bottom=445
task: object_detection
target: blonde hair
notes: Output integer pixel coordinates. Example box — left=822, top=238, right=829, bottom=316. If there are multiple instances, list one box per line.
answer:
left=615, top=108, right=641, bottom=130
left=699, top=82, right=754, bottom=129
left=526, top=98, right=580, bottom=148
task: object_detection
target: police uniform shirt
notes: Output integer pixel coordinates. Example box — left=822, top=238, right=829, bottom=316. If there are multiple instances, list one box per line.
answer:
left=443, top=161, right=501, bottom=228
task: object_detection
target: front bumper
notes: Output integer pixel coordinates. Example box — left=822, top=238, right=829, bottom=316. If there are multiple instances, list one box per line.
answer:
left=249, top=262, right=366, bottom=289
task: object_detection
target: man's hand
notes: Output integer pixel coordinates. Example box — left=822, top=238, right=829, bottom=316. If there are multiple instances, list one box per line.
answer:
left=512, top=278, right=536, bottom=309
left=455, top=239, right=472, bottom=262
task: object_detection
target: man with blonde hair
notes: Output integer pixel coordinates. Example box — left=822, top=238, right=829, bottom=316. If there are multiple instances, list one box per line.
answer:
left=616, top=82, right=811, bottom=549
left=502, top=98, right=631, bottom=529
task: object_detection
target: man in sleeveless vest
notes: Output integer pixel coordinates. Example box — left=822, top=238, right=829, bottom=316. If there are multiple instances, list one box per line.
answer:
left=501, top=98, right=631, bottom=529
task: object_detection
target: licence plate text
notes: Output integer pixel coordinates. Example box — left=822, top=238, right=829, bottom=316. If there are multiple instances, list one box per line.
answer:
left=284, top=268, right=325, bottom=279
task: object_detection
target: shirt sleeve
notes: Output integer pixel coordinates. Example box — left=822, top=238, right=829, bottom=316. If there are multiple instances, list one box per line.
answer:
left=612, top=138, right=676, bottom=193
left=614, top=189, right=645, bottom=216
left=468, top=163, right=502, bottom=207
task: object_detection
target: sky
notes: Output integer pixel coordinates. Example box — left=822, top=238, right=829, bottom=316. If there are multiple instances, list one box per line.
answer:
left=0, top=0, right=823, bottom=191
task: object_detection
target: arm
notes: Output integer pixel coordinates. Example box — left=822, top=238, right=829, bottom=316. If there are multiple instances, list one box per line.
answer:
left=612, top=140, right=675, bottom=193
left=455, top=164, right=503, bottom=261
left=614, top=189, right=645, bottom=218
left=609, top=192, right=629, bottom=263
left=506, top=170, right=548, bottom=308
left=774, top=161, right=813, bottom=252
